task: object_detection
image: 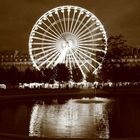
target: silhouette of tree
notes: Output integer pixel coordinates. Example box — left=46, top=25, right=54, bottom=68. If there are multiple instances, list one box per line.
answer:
left=86, top=71, right=96, bottom=83
left=24, top=68, right=34, bottom=83
left=72, top=67, right=83, bottom=83
left=0, top=67, right=7, bottom=84
left=18, top=71, right=25, bottom=83
left=99, top=35, right=130, bottom=82
left=32, top=69, right=43, bottom=83
left=42, top=68, right=54, bottom=84
left=7, top=66, right=20, bottom=85
left=54, top=64, right=71, bottom=88
left=106, top=34, right=128, bottom=59
left=131, top=65, right=140, bottom=82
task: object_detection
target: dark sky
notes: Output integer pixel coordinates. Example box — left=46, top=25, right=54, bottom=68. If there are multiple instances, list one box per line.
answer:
left=0, top=0, right=140, bottom=52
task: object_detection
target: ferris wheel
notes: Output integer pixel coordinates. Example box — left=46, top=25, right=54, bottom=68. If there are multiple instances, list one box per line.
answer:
left=29, top=5, right=107, bottom=78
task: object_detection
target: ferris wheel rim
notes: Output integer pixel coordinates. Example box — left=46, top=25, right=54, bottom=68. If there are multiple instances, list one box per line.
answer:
left=29, top=5, right=108, bottom=78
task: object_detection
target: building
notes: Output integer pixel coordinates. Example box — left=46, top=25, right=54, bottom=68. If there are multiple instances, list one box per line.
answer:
left=0, top=47, right=140, bottom=71
left=0, top=50, right=32, bottom=71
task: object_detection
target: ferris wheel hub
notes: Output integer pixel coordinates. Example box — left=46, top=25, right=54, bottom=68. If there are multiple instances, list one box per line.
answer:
left=56, top=32, right=78, bottom=54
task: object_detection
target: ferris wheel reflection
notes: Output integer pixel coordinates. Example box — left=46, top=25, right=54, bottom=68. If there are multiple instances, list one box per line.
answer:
left=29, top=98, right=112, bottom=138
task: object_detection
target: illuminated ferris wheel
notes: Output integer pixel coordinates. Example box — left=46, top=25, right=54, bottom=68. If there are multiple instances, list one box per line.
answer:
left=29, top=5, right=107, bottom=78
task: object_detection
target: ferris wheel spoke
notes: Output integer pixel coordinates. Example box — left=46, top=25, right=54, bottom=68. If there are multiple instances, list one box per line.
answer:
left=66, top=56, right=70, bottom=68
left=55, top=11, right=65, bottom=33
left=76, top=49, right=97, bottom=70
left=75, top=50, right=96, bottom=70
left=78, top=38, right=96, bottom=43
left=79, top=26, right=101, bottom=41
left=42, top=21, right=61, bottom=39
left=31, top=36, right=56, bottom=43
left=36, top=51, right=57, bottom=64
left=67, top=8, right=70, bottom=32
left=69, top=10, right=76, bottom=33
left=37, top=24, right=60, bottom=40
left=69, top=48, right=85, bottom=78
left=68, top=55, right=72, bottom=70
left=77, top=33, right=92, bottom=43
left=70, top=55, right=75, bottom=68
left=77, top=47, right=96, bottom=56
left=31, top=45, right=55, bottom=51
left=46, top=53, right=60, bottom=68
left=74, top=50, right=90, bottom=72
left=38, top=51, right=59, bottom=68
left=79, top=37, right=104, bottom=44
left=34, top=31, right=58, bottom=42
left=62, top=10, right=67, bottom=32
left=75, top=16, right=93, bottom=37
left=73, top=14, right=87, bottom=35
left=66, top=56, right=70, bottom=67
left=51, top=16, right=63, bottom=35
left=77, top=32, right=103, bottom=42
left=76, top=48, right=101, bottom=65
left=65, top=56, right=68, bottom=67
left=33, top=47, right=56, bottom=57
left=78, top=26, right=100, bottom=41
left=36, top=49, right=58, bottom=62
left=71, top=55, right=76, bottom=68
left=31, top=42, right=56, bottom=46
left=55, top=47, right=68, bottom=65
left=79, top=45, right=106, bottom=53
left=93, top=32, right=105, bottom=37
left=46, top=17, right=63, bottom=38
left=76, top=20, right=96, bottom=38
left=71, top=11, right=82, bottom=34
left=79, top=43, right=104, bottom=46
left=77, top=35, right=92, bottom=42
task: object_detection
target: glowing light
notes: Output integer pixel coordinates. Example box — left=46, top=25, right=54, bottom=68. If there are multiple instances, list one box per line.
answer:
left=29, top=98, right=111, bottom=138
left=29, top=5, right=107, bottom=77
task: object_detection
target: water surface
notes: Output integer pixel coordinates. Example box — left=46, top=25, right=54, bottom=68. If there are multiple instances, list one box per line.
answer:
left=0, top=96, right=140, bottom=139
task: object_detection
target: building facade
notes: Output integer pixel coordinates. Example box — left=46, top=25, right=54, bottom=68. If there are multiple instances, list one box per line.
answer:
left=0, top=50, right=32, bottom=71
left=0, top=47, right=140, bottom=71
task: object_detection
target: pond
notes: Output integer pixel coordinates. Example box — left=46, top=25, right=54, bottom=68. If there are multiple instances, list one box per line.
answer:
left=0, top=95, right=140, bottom=139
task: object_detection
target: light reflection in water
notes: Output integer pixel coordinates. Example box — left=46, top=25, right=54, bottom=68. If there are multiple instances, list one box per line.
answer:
left=29, top=97, right=112, bottom=138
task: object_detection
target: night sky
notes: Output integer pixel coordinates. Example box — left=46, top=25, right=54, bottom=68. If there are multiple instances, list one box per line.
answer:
left=0, top=0, right=140, bottom=52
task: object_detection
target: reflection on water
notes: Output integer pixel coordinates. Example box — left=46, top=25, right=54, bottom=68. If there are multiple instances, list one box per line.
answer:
left=29, top=97, right=112, bottom=138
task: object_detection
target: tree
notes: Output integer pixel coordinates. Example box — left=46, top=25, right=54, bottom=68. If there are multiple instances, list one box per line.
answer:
left=7, top=66, right=20, bottom=85
left=106, top=34, right=128, bottom=60
left=86, top=71, right=96, bottom=83
left=54, top=64, right=71, bottom=88
left=0, top=67, right=7, bottom=84
left=99, top=35, right=130, bottom=82
left=72, top=67, right=83, bottom=83
left=42, top=68, right=54, bottom=84
left=24, top=68, right=34, bottom=83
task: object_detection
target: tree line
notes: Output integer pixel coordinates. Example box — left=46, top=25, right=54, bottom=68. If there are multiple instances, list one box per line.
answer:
left=0, top=35, right=140, bottom=87
left=0, top=64, right=86, bottom=87
left=98, top=34, right=140, bottom=83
